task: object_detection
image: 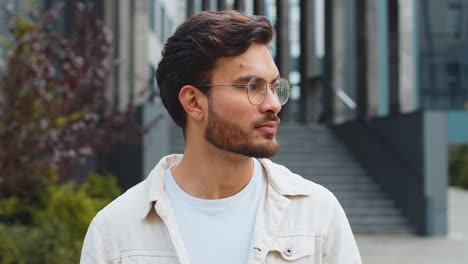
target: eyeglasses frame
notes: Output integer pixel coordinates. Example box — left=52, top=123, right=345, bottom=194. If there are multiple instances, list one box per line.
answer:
left=197, top=77, right=291, bottom=106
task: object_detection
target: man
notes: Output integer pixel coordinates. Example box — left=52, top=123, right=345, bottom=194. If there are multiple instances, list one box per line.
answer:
left=81, top=10, right=362, bottom=264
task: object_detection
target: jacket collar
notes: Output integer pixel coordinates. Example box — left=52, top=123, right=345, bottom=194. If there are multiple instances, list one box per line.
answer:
left=258, top=158, right=314, bottom=196
left=140, top=154, right=313, bottom=219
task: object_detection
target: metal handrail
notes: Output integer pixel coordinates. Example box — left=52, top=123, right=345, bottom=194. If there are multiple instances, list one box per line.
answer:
left=316, top=75, right=422, bottom=181
left=332, top=86, right=357, bottom=110
left=314, top=76, right=358, bottom=113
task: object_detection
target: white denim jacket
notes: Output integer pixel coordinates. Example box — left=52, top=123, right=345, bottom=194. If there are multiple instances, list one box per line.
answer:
left=80, top=155, right=362, bottom=264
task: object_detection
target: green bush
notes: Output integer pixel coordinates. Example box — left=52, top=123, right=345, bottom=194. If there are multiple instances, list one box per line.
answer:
left=449, top=144, right=468, bottom=189
left=0, top=174, right=121, bottom=264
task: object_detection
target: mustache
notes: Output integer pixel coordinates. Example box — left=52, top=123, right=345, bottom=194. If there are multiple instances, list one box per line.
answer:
left=252, top=115, right=281, bottom=127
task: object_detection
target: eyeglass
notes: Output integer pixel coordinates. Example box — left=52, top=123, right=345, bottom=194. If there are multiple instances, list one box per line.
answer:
left=198, top=77, right=291, bottom=106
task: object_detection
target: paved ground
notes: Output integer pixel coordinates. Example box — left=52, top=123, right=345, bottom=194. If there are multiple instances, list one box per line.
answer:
left=356, top=187, right=468, bottom=264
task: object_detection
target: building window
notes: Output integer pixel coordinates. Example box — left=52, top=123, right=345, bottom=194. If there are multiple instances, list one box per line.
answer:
left=446, top=62, right=464, bottom=108
left=447, top=62, right=461, bottom=90
left=447, top=4, right=462, bottom=38
left=465, top=66, right=468, bottom=90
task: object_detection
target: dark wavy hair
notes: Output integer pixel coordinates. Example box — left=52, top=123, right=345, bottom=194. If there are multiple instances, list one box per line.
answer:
left=156, top=10, right=274, bottom=128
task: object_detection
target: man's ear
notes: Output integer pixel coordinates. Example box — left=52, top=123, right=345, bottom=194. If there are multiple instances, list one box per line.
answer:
left=178, top=85, right=207, bottom=121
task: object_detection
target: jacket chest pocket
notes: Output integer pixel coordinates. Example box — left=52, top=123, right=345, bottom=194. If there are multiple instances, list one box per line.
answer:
left=120, top=250, right=179, bottom=264
left=265, top=232, right=324, bottom=264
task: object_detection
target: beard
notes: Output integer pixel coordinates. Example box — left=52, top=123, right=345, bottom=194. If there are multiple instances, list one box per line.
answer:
left=204, top=101, right=280, bottom=158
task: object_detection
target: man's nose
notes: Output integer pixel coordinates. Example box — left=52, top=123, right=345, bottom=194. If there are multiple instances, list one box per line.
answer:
left=259, top=86, right=282, bottom=114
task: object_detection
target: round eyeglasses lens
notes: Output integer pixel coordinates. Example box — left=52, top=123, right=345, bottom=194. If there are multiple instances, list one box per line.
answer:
left=247, top=78, right=267, bottom=105
left=274, top=79, right=291, bottom=105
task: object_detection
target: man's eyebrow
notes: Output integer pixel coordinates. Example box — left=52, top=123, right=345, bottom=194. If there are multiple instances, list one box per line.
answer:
left=234, top=74, right=281, bottom=83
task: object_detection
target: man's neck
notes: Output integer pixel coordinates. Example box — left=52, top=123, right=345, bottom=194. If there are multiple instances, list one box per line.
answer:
left=171, top=141, right=254, bottom=200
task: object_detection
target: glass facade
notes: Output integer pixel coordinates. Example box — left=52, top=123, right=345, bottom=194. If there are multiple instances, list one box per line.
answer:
left=419, top=0, right=468, bottom=110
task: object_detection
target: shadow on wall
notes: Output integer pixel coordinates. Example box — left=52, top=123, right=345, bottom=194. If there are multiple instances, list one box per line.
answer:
left=332, top=111, right=448, bottom=236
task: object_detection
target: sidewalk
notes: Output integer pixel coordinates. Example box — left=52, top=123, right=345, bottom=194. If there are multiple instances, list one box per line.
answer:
left=356, top=187, right=468, bottom=264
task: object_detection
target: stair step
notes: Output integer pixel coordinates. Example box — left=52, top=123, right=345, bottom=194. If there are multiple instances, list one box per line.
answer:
left=351, top=225, right=414, bottom=235
left=273, top=155, right=356, bottom=162
left=334, top=191, right=387, bottom=200
left=348, top=215, right=408, bottom=225
left=289, top=167, right=367, bottom=175
left=277, top=144, right=349, bottom=150
left=272, top=161, right=362, bottom=167
left=320, top=183, right=380, bottom=192
left=346, top=207, right=403, bottom=217
left=305, top=175, right=374, bottom=184
left=340, top=199, right=395, bottom=208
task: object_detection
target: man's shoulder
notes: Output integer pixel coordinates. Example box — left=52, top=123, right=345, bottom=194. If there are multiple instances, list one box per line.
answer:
left=93, top=178, right=150, bottom=226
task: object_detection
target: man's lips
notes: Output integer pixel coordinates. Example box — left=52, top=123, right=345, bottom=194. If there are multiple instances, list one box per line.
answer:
left=255, top=121, right=278, bottom=134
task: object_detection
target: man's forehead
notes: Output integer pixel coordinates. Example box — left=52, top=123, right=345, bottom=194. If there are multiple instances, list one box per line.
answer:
left=212, top=44, right=278, bottom=80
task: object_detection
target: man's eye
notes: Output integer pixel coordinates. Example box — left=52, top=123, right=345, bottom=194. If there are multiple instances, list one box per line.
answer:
left=248, top=78, right=266, bottom=91
left=248, top=83, right=260, bottom=91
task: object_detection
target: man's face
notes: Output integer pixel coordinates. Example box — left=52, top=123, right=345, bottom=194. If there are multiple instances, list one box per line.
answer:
left=203, top=44, right=282, bottom=158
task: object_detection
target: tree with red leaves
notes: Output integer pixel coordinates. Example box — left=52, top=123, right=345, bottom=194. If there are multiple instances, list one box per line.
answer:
left=0, top=2, right=147, bottom=197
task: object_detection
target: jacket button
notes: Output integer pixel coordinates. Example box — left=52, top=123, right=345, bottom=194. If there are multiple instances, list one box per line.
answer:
left=284, top=247, right=294, bottom=256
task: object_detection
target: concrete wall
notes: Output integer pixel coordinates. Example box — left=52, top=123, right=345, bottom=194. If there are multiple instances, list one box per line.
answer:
left=333, top=111, right=448, bottom=236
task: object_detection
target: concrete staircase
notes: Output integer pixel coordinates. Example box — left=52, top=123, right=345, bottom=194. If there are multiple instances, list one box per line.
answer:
left=169, top=123, right=415, bottom=234
left=271, top=123, right=414, bottom=234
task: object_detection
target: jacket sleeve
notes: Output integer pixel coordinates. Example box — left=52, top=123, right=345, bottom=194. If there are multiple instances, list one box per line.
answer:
left=80, top=218, right=110, bottom=264
left=323, top=195, right=362, bottom=264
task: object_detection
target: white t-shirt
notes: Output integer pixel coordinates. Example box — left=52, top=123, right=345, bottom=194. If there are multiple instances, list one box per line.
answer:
left=165, top=158, right=265, bottom=264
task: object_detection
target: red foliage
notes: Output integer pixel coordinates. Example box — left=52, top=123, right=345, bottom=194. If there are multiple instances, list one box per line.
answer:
left=0, top=2, right=146, bottom=196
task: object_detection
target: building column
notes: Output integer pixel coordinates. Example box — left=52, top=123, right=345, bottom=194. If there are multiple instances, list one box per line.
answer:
left=322, top=0, right=334, bottom=122
left=275, top=0, right=291, bottom=120
left=187, top=0, right=195, bottom=18
left=399, top=0, right=419, bottom=112
left=343, top=0, right=357, bottom=121
left=322, top=0, right=358, bottom=123
left=118, top=0, right=131, bottom=111
left=328, top=0, right=355, bottom=123
left=202, top=0, right=211, bottom=10
left=299, top=0, right=317, bottom=122
left=133, top=0, right=149, bottom=106
left=355, top=0, right=368, bottom=117
left=275, top=0, right=290, bottom=79
left=377, top=0, right=389, bottom=116
left=366, top=0, right=389, bottom=117
left=253, top=0, right=265, bottom=15
left=388, top=0, right=400, bottom=115
left=234, top=0, right=245, bottom=11
left=217, top=0, right=227, bottom=10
